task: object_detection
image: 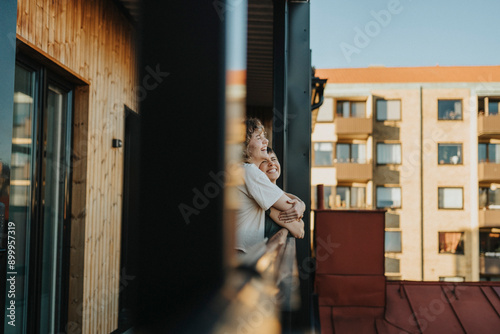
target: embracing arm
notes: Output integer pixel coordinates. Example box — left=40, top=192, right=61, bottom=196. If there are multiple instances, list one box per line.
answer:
left=268, top=207, right=304, bottom=239
left=270, top=193, right=295, bottom=211
left=276, top=192, right=306, bottom=223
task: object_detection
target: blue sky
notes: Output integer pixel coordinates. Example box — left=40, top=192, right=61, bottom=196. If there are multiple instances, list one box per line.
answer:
left=311, top=0, right=500, bottom=69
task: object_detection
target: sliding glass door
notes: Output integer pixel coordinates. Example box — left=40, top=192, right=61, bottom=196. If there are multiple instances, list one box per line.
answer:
left=5, top=60, right=72, bottom=333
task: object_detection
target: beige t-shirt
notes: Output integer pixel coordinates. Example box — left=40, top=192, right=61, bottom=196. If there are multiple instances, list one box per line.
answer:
left=236, top=163, right=284, bottom=253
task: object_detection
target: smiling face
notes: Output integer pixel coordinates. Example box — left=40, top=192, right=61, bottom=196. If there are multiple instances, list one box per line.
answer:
left=247, top=129, right=269, bottom=165
left=259, top=151, right=280, bottom=184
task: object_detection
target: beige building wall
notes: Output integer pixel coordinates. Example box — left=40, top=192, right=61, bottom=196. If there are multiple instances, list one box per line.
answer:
left=372, top=88, right=423, bottom=280
left=420, top=88, right=477, bottom=281
left=312, top=78, right=500, bottom=282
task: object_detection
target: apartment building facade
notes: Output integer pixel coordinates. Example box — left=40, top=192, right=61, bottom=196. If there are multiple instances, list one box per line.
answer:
left=312, top=66, right=500, bottom=282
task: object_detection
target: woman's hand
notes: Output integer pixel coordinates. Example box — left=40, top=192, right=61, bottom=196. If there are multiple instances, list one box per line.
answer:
left=279, top=198, right=305, bottom=223
left=286, top=220, right=305, bottom=239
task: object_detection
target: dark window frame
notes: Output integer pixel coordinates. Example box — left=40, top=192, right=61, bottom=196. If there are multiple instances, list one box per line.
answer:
left=376, top=142, right=402, bottom=165
left=438, top=187, right=464, bottom=210
left=438, top=231, right=465, bottom=255
left=437, top=143, right=463, bottom=165
left=335, top=99, right=367, bottom=118
left=438, top=99, right=463, bottom=121
left=335, top=142, right=367, bottom=164
left=376, top=185, right=402, bottom=209
left=376, top=98, right=402, bottom=121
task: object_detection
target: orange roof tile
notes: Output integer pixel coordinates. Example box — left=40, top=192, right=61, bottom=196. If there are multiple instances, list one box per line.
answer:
left=315, top=66, right=500, bottom=84
left=226, top=69, right=246, bottom=85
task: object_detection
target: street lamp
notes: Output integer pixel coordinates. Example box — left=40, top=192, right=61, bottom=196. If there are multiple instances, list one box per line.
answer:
left=311, top=67, right=327, bottom=111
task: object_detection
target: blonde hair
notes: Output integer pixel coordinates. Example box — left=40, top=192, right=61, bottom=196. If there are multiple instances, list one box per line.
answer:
left=243, top=117, right=265, bottom=162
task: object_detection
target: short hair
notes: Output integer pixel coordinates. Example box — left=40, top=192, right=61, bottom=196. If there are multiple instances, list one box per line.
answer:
left=243, top=117, right=265, bottom=162
left=266, top=147, right=274, bottom=155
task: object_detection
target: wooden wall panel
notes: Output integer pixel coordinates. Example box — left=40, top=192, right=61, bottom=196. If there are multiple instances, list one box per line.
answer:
left=16, top=0, right=138, bottom=332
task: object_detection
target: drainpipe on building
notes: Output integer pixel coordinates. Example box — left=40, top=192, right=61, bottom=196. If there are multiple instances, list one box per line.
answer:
left=420, top=85, right=424, bottom=281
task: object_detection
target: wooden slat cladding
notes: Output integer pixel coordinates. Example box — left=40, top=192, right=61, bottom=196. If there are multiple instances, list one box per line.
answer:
left=16, top=0, right=138, bottom=332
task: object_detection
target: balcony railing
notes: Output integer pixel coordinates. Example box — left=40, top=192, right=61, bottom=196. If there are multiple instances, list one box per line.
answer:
left=335, top=117, right=372, bottom=138
left=479, top=209, right=500, bottom=227
left=334, top=162, right=372, bottom=182
left=480, top=255, right=500, bottom=275
left=478, top=162, right=500, bottom=182
left=207, top=228, right=300, bottom=333
left=478, top=114, right=500, bottom=138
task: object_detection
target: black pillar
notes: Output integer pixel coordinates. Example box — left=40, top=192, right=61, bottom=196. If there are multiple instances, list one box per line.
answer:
left=273, top=0, right=288, bottom=190
left=136, top=1, right=226, bottom=332
left=285, top=1, right=313, bottom=331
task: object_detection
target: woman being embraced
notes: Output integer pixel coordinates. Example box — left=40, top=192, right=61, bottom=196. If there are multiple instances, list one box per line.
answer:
left=236, top=118, right=305, bottom=254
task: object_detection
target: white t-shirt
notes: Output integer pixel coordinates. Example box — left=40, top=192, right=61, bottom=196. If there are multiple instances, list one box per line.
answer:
left=236, top=163, right=284, bottom=253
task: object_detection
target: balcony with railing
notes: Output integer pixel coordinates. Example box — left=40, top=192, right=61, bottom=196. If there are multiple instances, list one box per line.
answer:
left=334, top=160, right=372, bottom=182
left=480, top=255, right=500, bottom=276
left=479, top=209, right=500, bottom=227
left=478, top=162, right=500, bottom=182
left=335, top=117, right=372, bottom=139
left=478, top=114, right=500, bottom=139
left=189, top=228, right=301, bottom=334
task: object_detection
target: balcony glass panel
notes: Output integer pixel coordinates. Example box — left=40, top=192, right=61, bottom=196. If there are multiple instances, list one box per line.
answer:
left=480, top=187, right=500, bottom=209
left=351, top=144, right=366, bottom=163
left=479, top=143, right=500, bottom=163
left=336, top=144, right=350, bottom=163
left=489, top=100, right=499, bottom=116
left=479, top=143, right=488, bottom=162
left=489, top=144, right=500, bottom=163
left=480, top=230, right=500, bottom=256
left=336, top=101, right=366, bottom=118
left=336, top=143, right=366, bottom=163
left=335, top=186, right=365, bottom=208
left=351, top=102, right=366, bottom=118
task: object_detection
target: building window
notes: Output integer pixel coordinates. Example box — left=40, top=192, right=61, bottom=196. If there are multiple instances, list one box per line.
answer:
left=336, top=100, right=366, bottom=118
left=479, top=187, right=500, bottom=209
left=438, top=143, right=462, bottom=165
left=478, top=97, right=500, bottom=116
left=438, top=187, right=463, bottom=209
left=480, top=229, right=500, bottom=257
left=479, top=143, right=500, bottom=163
left=335, top=186, right=366, bottom=208
left=313, top=142, right=333, bottom=166
left=376, top=99, right=401, bottom=121
left=489, top=99, right=500, bottom=115
left=438, top=100, right=462, bottom=120
left=376, top=186, right=401, bottom=209
left=376, top=143, right=401, bottom=164
left=439, top=232, right=465, bottom=254
left=336, top=143, right=366, bottom=163
left=385, top=231, right=402, bottom=252
left=385, top=257, right=400, bottom=273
